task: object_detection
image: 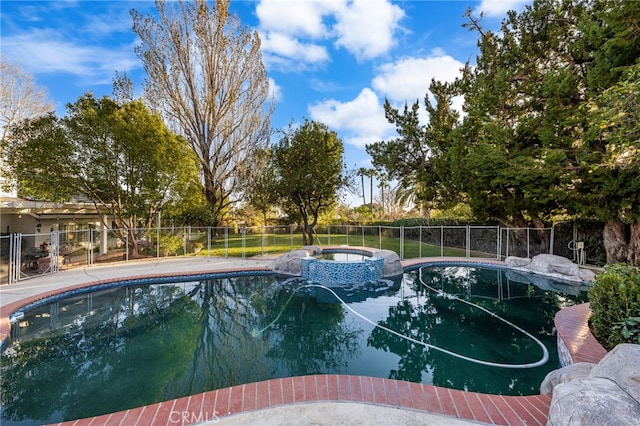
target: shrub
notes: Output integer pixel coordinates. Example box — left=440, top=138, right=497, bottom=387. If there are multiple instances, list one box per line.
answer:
left=159, top=234, right=184, bottom=256
left=588, top=264, right=640, bottom=350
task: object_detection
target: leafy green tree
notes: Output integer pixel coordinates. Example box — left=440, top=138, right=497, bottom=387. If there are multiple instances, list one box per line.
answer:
left=3, top=93, right=197, bottom=256
left=367, top=81, right=462, bottom=215
left=272, top=120, right=348, bottom=245
left=356, top=167, right=368, bottom=206
left=454, top=1, right=588, bottom=230
left=245, top=147, right=279, bottom=226
left=575, top=65, right=640, bottom=264
left=367, top=0, right=640, bottom=264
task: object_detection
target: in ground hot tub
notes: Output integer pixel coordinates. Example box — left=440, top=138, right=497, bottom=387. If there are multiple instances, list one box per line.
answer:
left=273, top=246, right=402, bottom=284
left=301, top=253, right=384, bottom=284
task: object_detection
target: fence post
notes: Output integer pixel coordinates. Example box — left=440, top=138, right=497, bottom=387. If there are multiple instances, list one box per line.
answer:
left=466, top=225, right=471, bottom=258
left=362, top=225, right=365, bottom=247
left=49, top=230, right=60, bottom=274
left=183, top=226, right=187, bottom=256
left=550, top=225, right=555, bottom=255
left=241, top=227, right=246, bottom=259
left=527, top=227, right=531, bottom=258
left=207, top=227, right=211, bottom=258
left=419, top=225, right=422, bottom=258
left=496, top=226, right=501, bottom=260
left=400, top=226, right=404, bottom=259
left=88, top=227, right=94, bottom=266
left=8, top=233, right=21, bottom=284
left=440, top=225, right=444, bottom=257
left=224, top=226, right=229, bottom=258
left=379, top=225, right=382, bottom=249
left=125, top=228, right=129, bottom=262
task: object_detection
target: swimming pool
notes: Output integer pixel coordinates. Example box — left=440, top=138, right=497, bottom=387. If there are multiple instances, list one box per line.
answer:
left=0, top=265, right=587, bottom=425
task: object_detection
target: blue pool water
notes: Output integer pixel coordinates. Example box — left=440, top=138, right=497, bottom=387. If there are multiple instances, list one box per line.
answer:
left=1, top=265, right=588, bottom=425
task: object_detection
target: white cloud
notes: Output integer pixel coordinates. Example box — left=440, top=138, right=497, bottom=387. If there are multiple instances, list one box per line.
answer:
left=255, top=0, right=331, bottom=38
left=307, top=49, right=467, bottom=149
left=256, top=0, right=405, bottom=66
left=474, top=0, right=528, bottom=18
left=331, top=0, right=405, bottom=61
left=1, top=29, right=139, bottom=84
left=308, top=88, right=395, bottom=148
left=260, top=31, right=330, bottom=66
left=372, top=50, right=465, bottom=104
left=268, top=77, right=282, bottom=102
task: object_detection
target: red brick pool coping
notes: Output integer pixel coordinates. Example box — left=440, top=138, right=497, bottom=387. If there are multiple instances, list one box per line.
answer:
left=0, top=257, right=607, bottom=426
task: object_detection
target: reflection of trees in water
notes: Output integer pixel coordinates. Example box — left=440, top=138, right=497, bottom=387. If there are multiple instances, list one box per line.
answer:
left=165, top=275, right=276, bottom=395
left=1, top=284, right=201, bottom=423
left=261, top=286, right=363, bottom=377
left=0, top=276, right=364, bottom=424
left=367, top=268, right=587, bottom=395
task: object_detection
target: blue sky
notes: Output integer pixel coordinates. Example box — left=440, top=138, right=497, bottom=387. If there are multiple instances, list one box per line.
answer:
left=1, top=0, right=528, bottom=206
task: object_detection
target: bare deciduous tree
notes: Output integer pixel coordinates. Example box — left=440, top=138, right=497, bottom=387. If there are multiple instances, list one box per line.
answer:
left=132, top=0, right=273, bottom=226
left=0, top=57, right=53, bottom=143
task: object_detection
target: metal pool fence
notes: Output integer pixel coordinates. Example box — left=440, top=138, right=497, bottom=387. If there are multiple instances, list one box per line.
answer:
left=0, top=223, right=594, bottom=285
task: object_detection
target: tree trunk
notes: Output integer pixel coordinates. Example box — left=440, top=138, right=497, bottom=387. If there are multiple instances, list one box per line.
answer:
left=127, top=228, right=140, bottom=258
left=603, top=218, right=630, bottom=264
left=629, top=220, right=640, bottom=266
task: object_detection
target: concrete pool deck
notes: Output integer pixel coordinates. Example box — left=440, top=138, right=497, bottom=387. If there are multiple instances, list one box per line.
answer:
left=0, top=255, right=605, bottom=425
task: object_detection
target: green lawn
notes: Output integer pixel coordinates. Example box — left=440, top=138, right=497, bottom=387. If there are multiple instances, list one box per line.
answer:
left=194, top=231, right=483, bottom=259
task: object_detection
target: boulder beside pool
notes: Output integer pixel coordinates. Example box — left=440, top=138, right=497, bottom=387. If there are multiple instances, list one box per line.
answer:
left=542, top=344, right=640, bottom=426
left=505, top=253, right=596, bottom=283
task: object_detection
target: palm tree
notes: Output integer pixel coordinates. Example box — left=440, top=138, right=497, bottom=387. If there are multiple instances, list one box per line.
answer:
left=356, top=167, right=368, bottom=206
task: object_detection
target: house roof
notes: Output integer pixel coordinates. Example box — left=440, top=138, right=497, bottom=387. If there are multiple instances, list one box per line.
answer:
left=0, top=196, right=104, bottom=219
